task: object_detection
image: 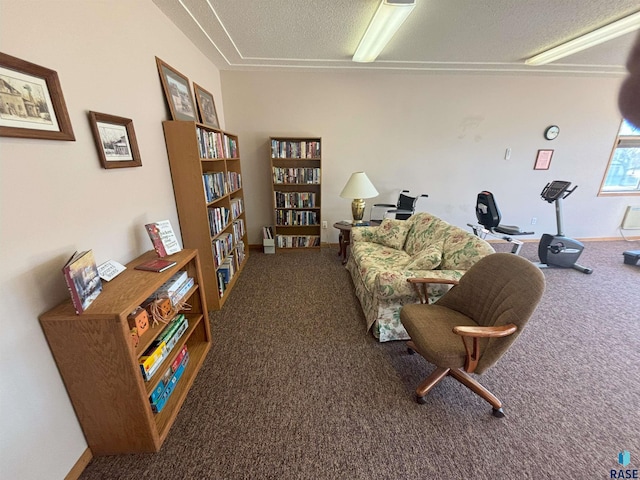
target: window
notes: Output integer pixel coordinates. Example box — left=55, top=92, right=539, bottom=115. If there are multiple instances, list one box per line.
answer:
left=600, top=119, right=640, bottom=195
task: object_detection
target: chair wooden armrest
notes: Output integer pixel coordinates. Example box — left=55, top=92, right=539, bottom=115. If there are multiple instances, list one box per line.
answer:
left=453, top=324, right=517, bottom=338
left=452, top=324, right=518, bottom=373
left=406, top=277, right=459, bottom=304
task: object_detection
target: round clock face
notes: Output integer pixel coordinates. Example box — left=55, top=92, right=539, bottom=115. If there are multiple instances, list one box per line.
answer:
left=545, top=125, right=559, bottom=140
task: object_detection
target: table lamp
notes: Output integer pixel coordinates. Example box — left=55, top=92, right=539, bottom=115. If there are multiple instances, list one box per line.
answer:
left=340, top=172, right=379, bottom=223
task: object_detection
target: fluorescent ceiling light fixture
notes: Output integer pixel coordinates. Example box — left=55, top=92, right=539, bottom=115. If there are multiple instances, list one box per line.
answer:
left=526, top=11, right=640, bottom=66
left=353, top=0, right=416, bottom=63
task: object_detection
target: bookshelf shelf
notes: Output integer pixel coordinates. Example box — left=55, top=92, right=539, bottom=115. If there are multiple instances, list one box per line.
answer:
left=270, top=137, right=322, bottom=250
left=39, top=249, right=210, bottom=455
left=163, top=121, right=249, bottom=310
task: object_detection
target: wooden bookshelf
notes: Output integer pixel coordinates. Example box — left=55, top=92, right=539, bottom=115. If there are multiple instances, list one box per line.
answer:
left=39, top=249, right=209, bottom=455
left=270, top=137, right=322, bottom=250
left=162, top=121, right=248, bottom=310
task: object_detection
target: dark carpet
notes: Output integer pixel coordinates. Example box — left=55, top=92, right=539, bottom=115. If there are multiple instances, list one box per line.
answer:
left=80, top=240, right=640, bottom=480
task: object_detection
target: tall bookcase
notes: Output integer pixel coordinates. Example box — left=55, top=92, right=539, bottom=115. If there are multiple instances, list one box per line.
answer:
left=270, top=137, right=322, bottom=250
left=162, top=121, right=248, bottom=310
left=39, top=249, right=209, bottom=454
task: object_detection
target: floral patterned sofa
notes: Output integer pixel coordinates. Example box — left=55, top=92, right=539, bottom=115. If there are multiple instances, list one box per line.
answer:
left=345, top=212, right=495, bottom=342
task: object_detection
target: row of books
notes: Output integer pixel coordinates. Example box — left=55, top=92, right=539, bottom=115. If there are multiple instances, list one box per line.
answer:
left=203, top=172, right=226, bottom=203
left=202, top=171, right=243, bottom=204
left=275, top=210, right=319, bottom=226
left=271, top=139, right=321, bottom=159
left=272, top=167, right=321, bottom=184
left=208, top=206, right=230, bottom=237
left=212, top=233, right=233, bottom=269
left=149, top=344, right=190, bottom=413
left=274, top=191, right=317, bottom=208
left=228, top=171, right=242, bottom=192
left=230, top=197, right=244, bottom=220
left=276, top=235, right=321, bottom=248
left=232, top=219, right=245, bottom=244
left=139, top=313, right=189, bottom=381
left=262, top=226, right=274, bottom=239
left=149, top=270, right=193, bottom=307
left=196, top=128, right=238, bottom=159
left=217, top=242, right=246, bottom=297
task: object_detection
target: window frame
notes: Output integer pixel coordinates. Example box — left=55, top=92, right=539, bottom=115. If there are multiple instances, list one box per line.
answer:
left=599, top=118, right=640, bottom=196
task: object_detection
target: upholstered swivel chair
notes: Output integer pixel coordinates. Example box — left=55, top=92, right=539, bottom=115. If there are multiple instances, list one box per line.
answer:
left=400, top=253, right=545, bottom=417
left=371, top=190, right=428, bottom=222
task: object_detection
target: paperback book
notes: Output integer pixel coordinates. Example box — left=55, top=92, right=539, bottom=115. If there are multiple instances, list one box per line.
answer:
left=62, top=250, right=103, bottom=314
left=145, top=220, right=182, bottom=257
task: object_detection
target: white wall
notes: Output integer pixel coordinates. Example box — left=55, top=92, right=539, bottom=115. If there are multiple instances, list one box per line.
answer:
left=0, top=1, right=224, bottom=478
left=220, top=70, right=635, bottom=245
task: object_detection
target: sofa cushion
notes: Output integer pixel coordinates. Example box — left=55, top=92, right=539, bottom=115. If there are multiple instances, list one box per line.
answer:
left=404, top=213, right=444, bottom=257
left=405, top=241, right=443, bottom=270
left=375, top=218, right=411, bottom=250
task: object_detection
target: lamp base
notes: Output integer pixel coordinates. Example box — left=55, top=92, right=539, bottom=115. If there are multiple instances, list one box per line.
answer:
left=351, top=198, right=366, bottom=222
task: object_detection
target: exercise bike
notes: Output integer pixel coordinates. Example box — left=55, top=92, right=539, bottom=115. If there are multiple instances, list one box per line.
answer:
left=537, top=180, right=593, bottom=274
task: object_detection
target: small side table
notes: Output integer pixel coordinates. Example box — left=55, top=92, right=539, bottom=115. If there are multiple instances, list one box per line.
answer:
left=333, top=222, right=353, bottom=264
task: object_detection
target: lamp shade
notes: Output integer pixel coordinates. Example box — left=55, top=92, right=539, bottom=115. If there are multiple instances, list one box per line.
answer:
left=340, top=172, right=379, bottom=199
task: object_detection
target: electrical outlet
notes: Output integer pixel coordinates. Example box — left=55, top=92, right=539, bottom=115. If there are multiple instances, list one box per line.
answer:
left=531, top=217, right=537, bottom=225
left=322, top=221, right=328, bottom=229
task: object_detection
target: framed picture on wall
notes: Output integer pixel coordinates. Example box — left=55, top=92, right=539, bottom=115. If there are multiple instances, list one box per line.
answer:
left=155, top=57, right=196, bottom=121
left=0, top=52, right=75, bottom=140
left=88, top=111, right=142, bottom=169
left=193, top=82, right=219, bottom=129
left=534, top=149, right=554, bottom=170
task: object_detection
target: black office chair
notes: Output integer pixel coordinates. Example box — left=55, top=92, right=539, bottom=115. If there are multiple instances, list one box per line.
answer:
left=468, top=191, right=533, bottom=255
left=371, top=190, right=428, bottom=222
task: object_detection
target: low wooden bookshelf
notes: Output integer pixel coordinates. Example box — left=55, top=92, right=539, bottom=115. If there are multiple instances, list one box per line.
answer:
left=270, top=136, right=322, bottom=250
left=39, top=249, right=210, bottom=455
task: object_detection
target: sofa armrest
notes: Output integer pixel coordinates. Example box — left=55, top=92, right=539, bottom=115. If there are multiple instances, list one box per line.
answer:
left=351, top=225, right=380, bottom=242
left=376, top=269, right=464, bottom=299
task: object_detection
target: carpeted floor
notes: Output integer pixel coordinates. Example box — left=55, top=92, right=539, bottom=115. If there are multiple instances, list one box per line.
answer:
left=79, top=239, right=640, bottom=479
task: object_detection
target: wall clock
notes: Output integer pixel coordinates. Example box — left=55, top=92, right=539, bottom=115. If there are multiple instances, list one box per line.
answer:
left=544, top=125, right=560, bottom=140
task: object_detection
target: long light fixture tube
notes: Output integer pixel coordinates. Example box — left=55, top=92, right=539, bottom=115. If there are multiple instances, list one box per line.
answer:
left=526, top=11, right=640, bottom=66
left=353, top=0, right=416, bottom=63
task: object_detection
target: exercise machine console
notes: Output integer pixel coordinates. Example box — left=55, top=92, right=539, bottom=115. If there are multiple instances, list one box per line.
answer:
left=537, top=181, right=593, bottom=274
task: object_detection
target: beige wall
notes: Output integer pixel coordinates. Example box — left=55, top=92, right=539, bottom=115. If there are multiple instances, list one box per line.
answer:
left=220, top=70, right=634, bottom=245
left=0, top=1, right=224, bottom=478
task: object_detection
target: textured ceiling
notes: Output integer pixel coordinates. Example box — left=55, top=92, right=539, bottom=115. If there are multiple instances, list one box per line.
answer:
left=152, top=0, right=640, bottom=75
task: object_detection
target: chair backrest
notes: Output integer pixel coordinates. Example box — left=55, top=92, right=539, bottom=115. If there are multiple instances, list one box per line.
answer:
left=475, top=191, right=501, bottom=229
left=436, top=253, right=545, bottom=373
left=395, top=192, right=418, bottom=220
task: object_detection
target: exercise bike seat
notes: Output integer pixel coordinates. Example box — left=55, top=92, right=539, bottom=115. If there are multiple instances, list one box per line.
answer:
left=493, top=224, right=533, bottom=236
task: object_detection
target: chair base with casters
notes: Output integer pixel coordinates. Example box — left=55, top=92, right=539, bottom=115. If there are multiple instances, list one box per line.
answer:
left=400, top=253, right=545, bottom=417
left=468, top=191, right=533, bottom=255
left=406, top=341, right=506, bottom=417
left=371, top=190, right=428, bottom=222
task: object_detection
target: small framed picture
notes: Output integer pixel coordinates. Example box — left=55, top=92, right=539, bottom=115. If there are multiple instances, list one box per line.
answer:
left=193, top=82, right=219, bottom=129
left=88, top=111, right=142, bottom=169
left=534, top=149, right=554, bottom=170
left=0, top=52, right=75, bottom=141
left=155, top=57, right=196, bottom=121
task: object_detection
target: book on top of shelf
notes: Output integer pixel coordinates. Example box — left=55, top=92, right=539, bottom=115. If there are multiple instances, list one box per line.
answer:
left=62, top=250, right=103, bottom=315
left=145, top=220, right=182, bottom=257
left=135, top=258, right=177, bottom=272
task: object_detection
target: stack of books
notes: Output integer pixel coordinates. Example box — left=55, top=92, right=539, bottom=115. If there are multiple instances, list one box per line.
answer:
left=139, top=314, right=189, bottom=381
left=149, top=344, right=190, bottom=413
